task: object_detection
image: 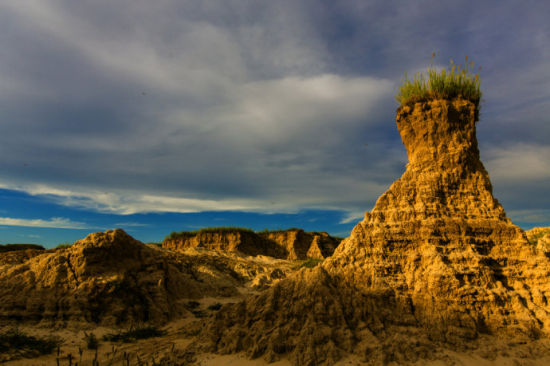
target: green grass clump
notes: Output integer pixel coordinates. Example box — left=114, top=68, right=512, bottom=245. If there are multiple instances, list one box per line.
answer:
left=84, top=332, right=99, bottom=350
left=527, top=228, right=550, bottom=246
left=0, top=244, right=45, bottom=253
left=294, top=258, right=324, bottom=269
left=166, top=227, right=254, bottom=240
left=55, top=242, right=73, bottom=249
left=396, top=55, right=482, bottom=110
left=256, top=228, right=302, bottom=234
left=207, top=303, right=222, bottom=311
left=102, top=326, right=166, bottom=343
left=0, top=328, right=60, bottom=355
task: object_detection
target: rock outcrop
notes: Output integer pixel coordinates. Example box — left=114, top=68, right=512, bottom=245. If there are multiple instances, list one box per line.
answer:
left=260, top=229, right=339, bottom=260
left=0, top=248, right=49, bottom=265
left=527, top=227, right=550, bottom=254
left=0, top=229, right=289, bottom=326
left=201, top=99, right=550, bottom=365
left=163, top=228, right=340, bottom=260
left=163, top=229, right=285, bottom=258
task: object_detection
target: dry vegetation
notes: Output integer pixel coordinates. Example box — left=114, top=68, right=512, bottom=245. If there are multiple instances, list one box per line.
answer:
left=395, top=55, right=482, bottom=117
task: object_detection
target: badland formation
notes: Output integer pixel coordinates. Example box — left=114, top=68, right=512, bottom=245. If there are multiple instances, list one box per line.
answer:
left=1, top=98, right=549, bottom=365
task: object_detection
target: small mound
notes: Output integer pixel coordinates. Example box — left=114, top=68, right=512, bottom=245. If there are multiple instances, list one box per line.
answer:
left=0, top=249, right=48, bottom=265
left=527, top=227, right=550, bottom=254
left=200, top=266, right=447, bottom=366
left=0, top=229, right=255, bottom=326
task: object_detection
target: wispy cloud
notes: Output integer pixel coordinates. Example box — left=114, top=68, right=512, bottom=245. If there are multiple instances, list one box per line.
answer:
left=484, top=144, right=550, bottom=182
left=507, top=209, right=550, bottom=225
left=339, top=211, right=365, bottom=224
left=0, top=216, right=89, bottom=229
left=0, top=0, right=548, bottom=229
left=114, top=222, right=149, bottom=228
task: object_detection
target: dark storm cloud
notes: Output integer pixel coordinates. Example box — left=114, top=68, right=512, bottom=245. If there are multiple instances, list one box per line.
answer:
left=0, top=1, right=548, bottom=224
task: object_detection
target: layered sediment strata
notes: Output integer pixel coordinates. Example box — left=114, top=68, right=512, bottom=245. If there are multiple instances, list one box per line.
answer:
left=203, top=99, right=550, bottom=365
left=0, top=229, right=262, bottom=326
left=163, top=228, right=340, bottom=260
left=259, top=229, right=339, bottom=259
left=163, top=229, right=285, bottom=258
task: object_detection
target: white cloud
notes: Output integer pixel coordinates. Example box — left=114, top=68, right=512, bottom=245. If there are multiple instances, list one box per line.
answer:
left=484, top=144, right=550, bottom=182
left=507, top=209, right=550, bottom=225
left=339, top=211, right=365, bottom=224
left=2, top=0, right=546, bottom=229
left=0, top=217, right=88, bottom=229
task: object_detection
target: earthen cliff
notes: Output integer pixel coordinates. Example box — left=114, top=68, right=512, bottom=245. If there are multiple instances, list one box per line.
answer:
left=202, top=99, right=550, bottom=365
left=162, top=228, right=340, bottom=260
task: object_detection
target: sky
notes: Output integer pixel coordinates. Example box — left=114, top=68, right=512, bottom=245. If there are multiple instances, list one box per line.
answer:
left=0, top=0, right=549, bottom=247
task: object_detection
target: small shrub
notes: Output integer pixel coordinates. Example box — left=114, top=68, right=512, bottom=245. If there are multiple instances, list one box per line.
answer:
left=295, top=258, right=324, bottom=269
left=103, top=326, right=166, bottom=343
left=256, top=228, right=302, bottom=234
left=165, top=227, right=254, bottom=241
left=528, top=229, right=550, bottom=244
left=84, top=332, right=99, bottom=350
left=0, top=244, right=45, bottom=253
left=207, top=303, right=222, bottom=311
left=191, top=309, right=207, bottom=318
left=396, top=54, right=482, bottom=114
left=55, top=242, right=73, bottom=249
left=0, top=328, right=60, bottom=355
left=185, top=301, right=200, bottom=310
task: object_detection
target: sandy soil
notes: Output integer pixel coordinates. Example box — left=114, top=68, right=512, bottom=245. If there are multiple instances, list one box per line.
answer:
left=5, top=323, right=550, bottom=366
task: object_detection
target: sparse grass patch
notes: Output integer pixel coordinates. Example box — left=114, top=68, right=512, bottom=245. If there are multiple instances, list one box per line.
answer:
left=55, top=242, right=73, bottom=249
left=528, top=229, right=550, bottom=244
left=207, top=303, right=222, bottom=311
left=185, top=301, right=200, bottom=309
left=0, top=244, right=45, bottom=253
left=396, top=55, right=482, bottom=115
left=294, top=258, right=324, bottom=269
left=256, top=228, right=302, bottom=234
left=166, top=227, right=254, bottom=240
left=0, top=328, right=61, bottom=356
left=102, top=326, right=166, bottom=343
left=84, top=332, right=99, bottom=350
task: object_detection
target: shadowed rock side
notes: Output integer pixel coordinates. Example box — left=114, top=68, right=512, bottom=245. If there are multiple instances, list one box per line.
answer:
left=260, top=229, right=340, bottom=259
left=201, top=99, right=550, bottom=365
left=163, top=229, right=340, bottom=260
left=0, top=248, right=50, bottom=265
left=0, top=229, right=286, bottom=327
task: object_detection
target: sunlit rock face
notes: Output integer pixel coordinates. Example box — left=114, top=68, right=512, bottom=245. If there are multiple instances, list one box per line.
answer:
left=205, top=99, right=550, bottom=365
left=327, top=98, right=550, bottom=336
left=0, top=229, right=261, bottom=326
left=163, top=228, right=340, bottom=260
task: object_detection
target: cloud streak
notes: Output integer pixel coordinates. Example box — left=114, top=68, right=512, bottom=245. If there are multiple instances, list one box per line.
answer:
left=0, top=217, right=88, bottom=229
left=0, top=0, right=548, bottom=228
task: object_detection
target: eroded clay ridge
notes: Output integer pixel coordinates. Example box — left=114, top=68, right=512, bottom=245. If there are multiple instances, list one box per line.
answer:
left=0, top=229, right=278, bottom=326
left=163, top=228, right=340, bottom=260
left=203, top=99, right=550, bottom=365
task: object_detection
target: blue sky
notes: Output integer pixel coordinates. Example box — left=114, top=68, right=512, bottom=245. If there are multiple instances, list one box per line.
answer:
left=1, top=1, right=549, bottom=247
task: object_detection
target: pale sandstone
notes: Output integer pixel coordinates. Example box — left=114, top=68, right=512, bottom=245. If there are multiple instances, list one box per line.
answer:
left=202, top=99, right=550, bottom=365
left=0, top=229, right=293, bottom=327
left=163, top=229, right=340, bottom=260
